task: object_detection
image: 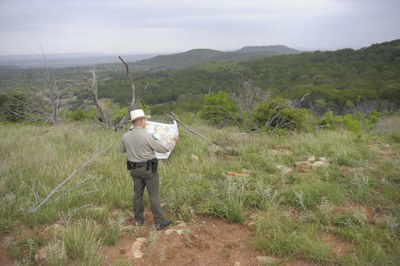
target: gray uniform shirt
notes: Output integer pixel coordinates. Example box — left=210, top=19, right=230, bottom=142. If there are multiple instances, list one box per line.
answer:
left=120, top=126, right=176, bottom=162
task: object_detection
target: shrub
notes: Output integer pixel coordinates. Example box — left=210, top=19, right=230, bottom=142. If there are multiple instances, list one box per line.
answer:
left=252, top=97, right=317, bottom=132
left=321, top=112, right=361, bottom=133
left=199, top=90, right=237, bottom=126
left=66, top=107, right=97, bottom=121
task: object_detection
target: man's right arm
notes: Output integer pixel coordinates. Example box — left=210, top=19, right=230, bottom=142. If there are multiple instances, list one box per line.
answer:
left=147, top=134, right=178, bottom=153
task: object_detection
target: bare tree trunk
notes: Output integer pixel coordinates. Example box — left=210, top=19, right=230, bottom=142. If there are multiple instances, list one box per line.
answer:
left=86, top=66, right=112, bottom=127
left=40, top=49, right=62, bottom=125
left=117, top=56, right=149, bottom=129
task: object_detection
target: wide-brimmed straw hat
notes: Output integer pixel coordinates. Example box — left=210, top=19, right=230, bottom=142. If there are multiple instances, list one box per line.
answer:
left=129, top=109, right=151, bottom=122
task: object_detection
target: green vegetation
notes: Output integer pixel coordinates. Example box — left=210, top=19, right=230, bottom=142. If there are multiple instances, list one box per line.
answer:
left=1, top=115, right=399, bottom=264
left=0, top=39, right=399, bottom=264
left=1, top=40, right=399, bottom=122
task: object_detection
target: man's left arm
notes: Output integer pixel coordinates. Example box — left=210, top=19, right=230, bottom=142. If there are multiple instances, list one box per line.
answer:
left=120, top=138, right=126, bottom=153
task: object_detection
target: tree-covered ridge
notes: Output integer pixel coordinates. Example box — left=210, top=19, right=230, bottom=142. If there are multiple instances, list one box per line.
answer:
left=233, top=45, right=301, bottom=54
left=131, top=45, right=301, bottom=71
left=1, top=39, right=399, bottom=121
left=117, top=39, right=399, bottom=114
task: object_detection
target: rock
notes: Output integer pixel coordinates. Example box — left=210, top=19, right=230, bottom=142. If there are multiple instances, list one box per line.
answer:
left=247, top=220, right=256, bottom=227
left=177, top=221, right=187, bottom=228
left=276, top=165, right=293, bottom=174
left=295, top=156, right=329, bottom=172
left=307, top=156, right=317, bottom=163
left=189, top=206, right=196, bottom=218
left=225, top=171, right=250, bottom=177
left=165, top=229, right=175, bottom=235
left=234, top=262, right=241, bottom=266
left=207, top=144, right=221, bottom=154
left=257, top=256, right=279, bottom=264
left=132, top=237, right=147, bottom=258
left=319, top=157, right=329, bottom=163
left=295, top=161, right=312, bottom=172
left=109, top=210, right=124, bottom=219
left=311, top=161, right=329, bottom=168
left=190, top=154, right=199, bottom=162
left=42, top=224, right=64, bottom=239
left=35, top=246, right=49, bottom=261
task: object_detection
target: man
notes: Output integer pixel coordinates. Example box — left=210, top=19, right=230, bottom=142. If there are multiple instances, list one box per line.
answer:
left=120, top=109, right=179, bottom=230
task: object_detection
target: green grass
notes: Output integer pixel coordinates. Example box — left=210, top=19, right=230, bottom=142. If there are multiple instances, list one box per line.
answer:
left=1, top=120, right=399, bottom=265
left=62, top=219, right=102, bottom=265
left=253, top=205, right=336, bottom=264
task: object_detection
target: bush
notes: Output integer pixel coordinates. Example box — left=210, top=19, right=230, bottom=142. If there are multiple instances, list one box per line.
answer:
left=66, top=107, right=97, bottom=121
left=252, top=97, right=317, bottom=132
left=321, top=111, right=361, bottom=133
left=199, top=90, right=237, bottom=126
left=0, top=91, right=28, bottom=122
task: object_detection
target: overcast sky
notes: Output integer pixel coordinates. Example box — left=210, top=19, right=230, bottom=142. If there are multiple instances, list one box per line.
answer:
left=0, top=0, right=399, bottom=56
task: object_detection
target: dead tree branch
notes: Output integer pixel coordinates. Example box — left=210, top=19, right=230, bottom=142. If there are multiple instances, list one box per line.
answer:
left=230, top=77, right=270, bottom=131
left=117, top=56, right=149, bottom=128
left=290, top=92, right=310, bottom=108
left=166, top=112, right=211, bottom=141
left=29, top=142, right=114, bottom=213
left=85, top=66, right=112, bottom=127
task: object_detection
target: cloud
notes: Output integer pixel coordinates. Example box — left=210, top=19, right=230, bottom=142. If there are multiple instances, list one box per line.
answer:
left=0, top=0, right=399, bottom=55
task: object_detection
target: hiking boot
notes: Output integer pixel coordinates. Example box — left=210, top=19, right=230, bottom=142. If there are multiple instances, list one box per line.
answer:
left=135, top=221, right=144, bottom=226
left=155, top=220, right=171, bottom=231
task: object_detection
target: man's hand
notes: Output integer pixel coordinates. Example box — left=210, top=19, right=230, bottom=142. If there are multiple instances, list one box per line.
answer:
left=173, top=136, right=180, bottom=144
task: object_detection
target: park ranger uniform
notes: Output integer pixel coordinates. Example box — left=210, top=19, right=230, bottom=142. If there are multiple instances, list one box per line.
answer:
left=121, top=126, right=176, bottom=227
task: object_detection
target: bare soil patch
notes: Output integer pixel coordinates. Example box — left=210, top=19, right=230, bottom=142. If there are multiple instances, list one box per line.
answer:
left=101, top=214, right=263, bottom=266
left=320, top=232, right=353, bottom=257
left=369, top=143, right=394, bottom=161
left=0, top=235, right=14, bottom=266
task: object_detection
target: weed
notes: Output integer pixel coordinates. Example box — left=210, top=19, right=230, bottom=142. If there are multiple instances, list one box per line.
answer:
left=62, top=219, right=102, bottom=265
left=145, top=230, right=159, bottom=256
left=45, top=240, right=68, bottom=266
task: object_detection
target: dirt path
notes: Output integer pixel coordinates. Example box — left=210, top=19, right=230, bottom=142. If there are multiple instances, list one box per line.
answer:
left=101, top=214, right=264, bottom=266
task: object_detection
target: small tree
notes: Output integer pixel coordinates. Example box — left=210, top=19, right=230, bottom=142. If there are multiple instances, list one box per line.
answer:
left=199, top=90, right=238, bottom=127
left=230, top=77, right=269, bottom=130
left=0, top=91, right=28, bottom=122
left=199, top=77, right=269, bottom=131
left=253, top=97, right=317, bottom=132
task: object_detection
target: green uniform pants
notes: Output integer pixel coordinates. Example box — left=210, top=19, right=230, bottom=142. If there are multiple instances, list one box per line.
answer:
left=130, top=166, right=165, bottom=224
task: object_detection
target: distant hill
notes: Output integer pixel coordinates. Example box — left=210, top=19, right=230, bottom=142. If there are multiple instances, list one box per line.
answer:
left=133, top=49, right=224, bottom=70
left=233, top=45, right=301, bottom=54
left=133, top=45, right=301, bottom=70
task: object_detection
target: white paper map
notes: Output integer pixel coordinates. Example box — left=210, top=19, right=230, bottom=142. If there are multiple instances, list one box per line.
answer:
left=145, top=120, right=179, bottom=159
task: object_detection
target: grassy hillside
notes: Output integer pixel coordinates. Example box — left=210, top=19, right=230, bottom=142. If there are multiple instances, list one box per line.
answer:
left=98, top=39, right=400, bottom=113
left=1, top=117, right=399, bottom=265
